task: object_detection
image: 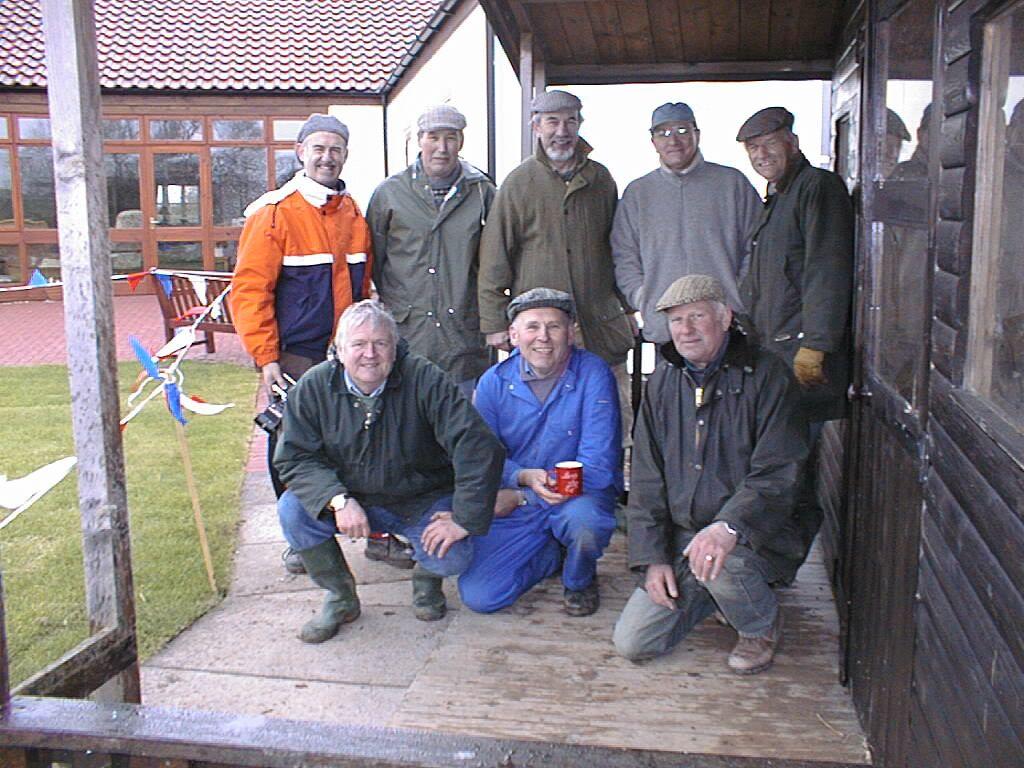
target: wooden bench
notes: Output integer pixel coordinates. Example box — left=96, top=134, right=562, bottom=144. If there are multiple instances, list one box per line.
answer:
left=151, top=270, right=235, bottom=353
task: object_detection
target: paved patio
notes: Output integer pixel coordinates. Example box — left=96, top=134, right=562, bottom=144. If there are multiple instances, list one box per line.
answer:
left=0, top=293, right=249, bottom=367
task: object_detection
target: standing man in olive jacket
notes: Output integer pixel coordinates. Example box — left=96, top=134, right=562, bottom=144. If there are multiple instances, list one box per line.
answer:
left=478, top=90, right=635, bottom=436
left=368, top=105, right=495, bottom=396
left=275, top=300, right=504, bottom=643
left=736, top=107, right=854, bottom=560
left=613, top=275, right=808, bottom=675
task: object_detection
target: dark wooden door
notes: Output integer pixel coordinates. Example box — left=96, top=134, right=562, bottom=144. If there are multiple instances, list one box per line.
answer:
left=843, top=1, right=938, bottom=765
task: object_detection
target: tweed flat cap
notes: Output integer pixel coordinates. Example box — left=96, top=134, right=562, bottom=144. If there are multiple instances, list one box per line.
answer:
left=736, top=107, right=795, bottom=142
left=530, top=89, right=582, bottom=115
left=297, top=113, right=350, bottom=144
left=417, top=105, right=467, bottom=133
left=886, top=108, right=911, bottom=140
left=656, top=274, right=727, bottom=312
left=651, top=102, right=697, bottom=130
left=507, top=287, right=576, bottom=322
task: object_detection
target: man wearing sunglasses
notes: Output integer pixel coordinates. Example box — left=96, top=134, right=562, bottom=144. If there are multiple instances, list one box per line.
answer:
left=611, top=102, right=761, bottom=347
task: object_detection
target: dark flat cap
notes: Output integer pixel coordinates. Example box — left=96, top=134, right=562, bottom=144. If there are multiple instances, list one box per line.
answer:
left=886, top=108, right=911, bottom=140
left=656, top=274, right=727, bottom=312
left=530, top=90, right=582, bottom=115
left=651, top=102, right=697, bottom=130
left=507, top=287, right=576, bottom=322
left=736, top=107, right=794, bottom=142
left=297, top=113, right=350, bottom=144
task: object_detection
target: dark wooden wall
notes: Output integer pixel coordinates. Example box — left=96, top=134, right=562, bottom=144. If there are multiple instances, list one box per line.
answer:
left=911, top=1, right=1024, bottom=763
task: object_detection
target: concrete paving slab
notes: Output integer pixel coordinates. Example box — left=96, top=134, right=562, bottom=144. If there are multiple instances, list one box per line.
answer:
left=148, top=590, right=455, bottom=687
left=142, top=667, right=407, bottom=725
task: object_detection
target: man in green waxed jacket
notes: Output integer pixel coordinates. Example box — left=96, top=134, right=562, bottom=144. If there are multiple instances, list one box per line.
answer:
left=368, top=105, right=495, bottom=396
left=275, top=300, right=504, bottom=643
left=478, top=89, right=635, bottom=439
left=614, top=275, right=808, bottom=675
left=736, top=107, right=854, bottom=566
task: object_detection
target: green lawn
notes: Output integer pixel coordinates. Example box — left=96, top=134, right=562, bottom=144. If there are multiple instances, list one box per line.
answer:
left=0, top=361, right=259, bottom=686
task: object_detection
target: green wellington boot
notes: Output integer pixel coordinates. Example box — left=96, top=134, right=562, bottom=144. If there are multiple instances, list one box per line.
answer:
left=411, top=564, right=447, bottom=621
left=296, top=538, right=361, bottom=643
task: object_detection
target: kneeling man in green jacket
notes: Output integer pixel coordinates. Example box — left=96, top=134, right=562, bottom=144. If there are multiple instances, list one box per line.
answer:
left=275, top=300, right=505, bottom=643
left=614, top=275, right=809, bottom=674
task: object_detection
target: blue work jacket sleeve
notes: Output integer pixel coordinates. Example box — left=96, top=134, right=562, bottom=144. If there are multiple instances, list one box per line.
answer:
left=573, top=356, right=622, bottom=495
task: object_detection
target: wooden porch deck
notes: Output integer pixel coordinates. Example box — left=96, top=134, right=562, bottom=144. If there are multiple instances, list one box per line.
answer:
left=140, top=468, right=869, bottom=765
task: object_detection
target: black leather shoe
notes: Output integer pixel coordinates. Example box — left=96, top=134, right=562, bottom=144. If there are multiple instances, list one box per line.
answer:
left=563, top=581, right=600, bottom=617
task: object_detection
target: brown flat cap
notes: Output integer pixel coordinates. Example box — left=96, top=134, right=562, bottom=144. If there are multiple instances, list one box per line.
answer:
left=531, top=89, right=582, bottom=115
left=656, top=274, right=727, bottom=312
left=736, top=107, right=794, bottom=142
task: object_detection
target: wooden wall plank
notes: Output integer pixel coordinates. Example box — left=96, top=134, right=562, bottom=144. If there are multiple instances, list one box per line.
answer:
left=931, top=321, right=957, bottom=380
left=586, top=2, right=628, bottom=62
left=916, top=538, right=1024, bottom=761
left=925, top=427, right=1024, bottom=669
left=527, top=5, right=574, bottom=63
left=932, top=269, right=964, bottom=330
left=934, top=219, right=970, bottom=275
left=707, top=1, right=741, bottom=60
left=768, top=0, right=802, bottom=61
left=938, top=110, right=969, bottom=168
left=942, top=56, right=974, bottom=116
left=647, top=0, right=685, bottom=61
left=942, top=2, right=972, bottom=64
left=908, top=696, right=946, bottom=768
left=677, top=0, right=713, bottom=61
left=930, top=374, right=1024, bottom=515
left=616, top=0, right=657, bottom=63
left=738, top=0, right=772, bottom=60
left=938, top=166, right=966, bottom=217
left=557, top=3, right=602, bottom=64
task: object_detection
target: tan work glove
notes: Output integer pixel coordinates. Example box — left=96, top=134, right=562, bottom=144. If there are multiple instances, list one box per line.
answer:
left=793, top=346, right=827, bottom=387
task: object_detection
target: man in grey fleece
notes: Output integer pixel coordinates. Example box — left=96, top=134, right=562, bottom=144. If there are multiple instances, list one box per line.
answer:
left=611, top=102, right=761, bottom=344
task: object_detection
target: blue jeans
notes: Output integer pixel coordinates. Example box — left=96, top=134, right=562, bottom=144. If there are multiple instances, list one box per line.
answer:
left=458, top=489, right=617, bottom=613
left=612, top=539, right=779, bottom=661
left=277, top=490, right=474, bottom=577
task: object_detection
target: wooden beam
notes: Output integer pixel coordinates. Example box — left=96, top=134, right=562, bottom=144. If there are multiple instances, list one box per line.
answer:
left=548, top=59, right=834, bottom=84
left=39, top=0, right=140, bottom=702
left=0, top=696, right=876, bottom=768
left=13, top=628, right=136, bottom=700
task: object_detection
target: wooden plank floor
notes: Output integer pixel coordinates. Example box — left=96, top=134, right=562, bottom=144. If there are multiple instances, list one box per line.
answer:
left=142, top=469, right=869, bottom=765
left=391, top=537, right=868, bottom=763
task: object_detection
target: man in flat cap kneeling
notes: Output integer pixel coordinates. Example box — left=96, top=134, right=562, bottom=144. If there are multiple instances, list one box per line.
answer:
left=459, top=288, right=622, bottom=617
left=613, top=275, right=808, bottom=674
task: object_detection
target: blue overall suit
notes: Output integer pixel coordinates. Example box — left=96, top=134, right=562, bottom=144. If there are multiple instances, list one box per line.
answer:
left=459, top=347, right=622, bottom=612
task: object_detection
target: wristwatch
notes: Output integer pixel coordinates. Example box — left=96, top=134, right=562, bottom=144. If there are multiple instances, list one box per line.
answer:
left=328, top=493, right=349, bottom=513
left=517, top=490, right=529, bottom=506
left=717, top=520, right=739, bottom=537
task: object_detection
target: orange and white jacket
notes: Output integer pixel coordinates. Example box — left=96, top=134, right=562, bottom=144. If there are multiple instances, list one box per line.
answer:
left=230, top=172, right=373, bottom=368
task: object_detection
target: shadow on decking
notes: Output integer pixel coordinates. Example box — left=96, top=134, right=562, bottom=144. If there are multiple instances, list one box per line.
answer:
left=140, top=472, right=869, bottom=765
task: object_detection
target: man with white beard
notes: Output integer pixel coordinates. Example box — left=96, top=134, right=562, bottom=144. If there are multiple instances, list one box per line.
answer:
left=478, top=91, right=634, bottom=438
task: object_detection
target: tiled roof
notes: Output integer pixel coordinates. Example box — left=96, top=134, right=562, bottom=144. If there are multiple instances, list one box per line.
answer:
left=0, top=0, right=444, bottom=93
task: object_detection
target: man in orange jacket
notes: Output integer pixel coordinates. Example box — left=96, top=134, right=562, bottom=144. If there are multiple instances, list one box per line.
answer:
left=231, top=113, right=411, bottom=572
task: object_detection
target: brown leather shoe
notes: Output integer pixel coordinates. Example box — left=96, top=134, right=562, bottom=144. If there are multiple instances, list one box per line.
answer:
left=727, top=610, right=783, bottom=675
